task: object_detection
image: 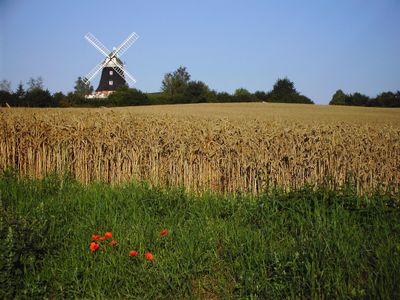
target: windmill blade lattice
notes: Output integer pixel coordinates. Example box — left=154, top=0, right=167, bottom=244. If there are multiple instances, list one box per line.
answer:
left=113, top=32, right=139, bottom=58
left=85, top=33, right=111, bottom=58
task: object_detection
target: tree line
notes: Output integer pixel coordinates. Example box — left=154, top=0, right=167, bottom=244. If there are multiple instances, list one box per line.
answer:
left=0, top=68, right=398, bottom=107
left=329, top=89, right=400, bottom=107
left=0, top=77, right=148, bottom=108
left=0, top=68, right=313, bottom=107
left=153, top=66, right=313, bottom=104
left=0, top=77, right=59, bottom=107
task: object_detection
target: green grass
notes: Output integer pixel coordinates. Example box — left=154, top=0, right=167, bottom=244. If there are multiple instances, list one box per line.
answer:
left=1, top=172, right=399, bottom=299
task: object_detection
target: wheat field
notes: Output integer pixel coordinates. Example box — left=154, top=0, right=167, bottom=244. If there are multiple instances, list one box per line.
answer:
left=0, top=103, right=399, bottom=194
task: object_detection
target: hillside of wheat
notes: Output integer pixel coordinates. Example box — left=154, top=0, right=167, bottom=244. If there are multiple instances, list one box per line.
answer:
left=1, top=103, right=399, bottom=194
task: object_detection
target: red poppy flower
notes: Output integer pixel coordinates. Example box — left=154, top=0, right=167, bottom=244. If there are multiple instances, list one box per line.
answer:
left=144, top=252, right=154, bottom=261
left=92, top=234, right=101, bottom=241
left=160, top=229, right=169, bottom=235
left=99, top=237, right=106, bottom=241
left=109, top=240, right=118, bottom=246
left=104, top=232, right=112, bottom=239
left=129, top=250, right=138, bottom=257
left=90, top=242, right=100, bottom=252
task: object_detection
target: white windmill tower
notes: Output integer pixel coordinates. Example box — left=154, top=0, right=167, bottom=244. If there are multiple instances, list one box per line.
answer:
left=83, top=32, right=139, bottom=98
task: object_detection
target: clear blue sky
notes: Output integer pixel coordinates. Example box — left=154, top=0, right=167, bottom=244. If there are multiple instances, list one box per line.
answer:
left=1, top=0, right=399, bottom=104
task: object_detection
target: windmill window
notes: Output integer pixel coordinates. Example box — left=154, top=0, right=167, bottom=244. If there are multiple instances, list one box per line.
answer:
left=109, top=81, right=113, bottom=86
left=109, top=70, right=113, bottom=76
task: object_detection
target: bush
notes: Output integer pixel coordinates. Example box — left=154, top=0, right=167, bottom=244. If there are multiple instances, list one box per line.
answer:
left=24, top=89, right=58, bottom=107
left=0, top=91, right=14, bottom=106
left=108, top=86, right=149, bottom=106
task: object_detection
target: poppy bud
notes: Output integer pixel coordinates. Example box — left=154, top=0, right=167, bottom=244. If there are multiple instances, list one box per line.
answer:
left=144, top=252, right=154, bottom=261
left=129, top=250, right=138, bottom=257
left=160, top=229, right=169, bottom=235
left=90, top=242, right=100, bottom=252
left=92, top=234, right=101, bottom=241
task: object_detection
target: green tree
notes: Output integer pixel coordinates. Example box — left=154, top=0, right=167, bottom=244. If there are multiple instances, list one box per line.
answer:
left=216, top=92, right=232, bottom=102
left=25, top=89, right=56, bottom=107
left=329, top=89, right=347, bottom=105
left=53, top=92, right=66, bottom=106
left=234, top=88, right=253, bottom=102
left=373, top=91, right=400, bottom=107
left=254, top=91, right=268, bottom=102
left=14, top=82, right=25, bottom=99
left=63, top=92, right=85, bottom=107
left=184, top=81, right=210, bottom=102
left=0, top=91, right=13, bottom=106
left=349, top=92, right=369, bottom=106
left=74, top=77, right=93, bottom=96
left=270, top=78, right=295, bottom=101
left=161, top=66, right=191, bottom=97
left=205, top=89, right=218, bottom=102
left=269, top=78, right=313, bottom=104
left=9, top=82, right=26, bottom=106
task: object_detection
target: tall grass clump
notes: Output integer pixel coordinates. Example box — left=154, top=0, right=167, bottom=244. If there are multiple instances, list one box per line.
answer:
left=0, top=172, right=399, bottom=298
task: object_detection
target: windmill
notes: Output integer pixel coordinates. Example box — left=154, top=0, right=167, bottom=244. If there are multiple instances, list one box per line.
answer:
left=83, top=32, right=139, bottom=97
